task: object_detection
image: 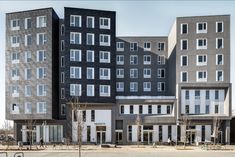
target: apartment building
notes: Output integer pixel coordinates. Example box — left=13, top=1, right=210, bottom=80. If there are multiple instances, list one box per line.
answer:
left=5, top=7, right=232, bottom=145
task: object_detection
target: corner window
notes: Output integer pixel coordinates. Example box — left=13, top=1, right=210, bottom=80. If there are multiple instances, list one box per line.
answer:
left=70, top=15, right=81, bottom=27
left=196, top=22, right=207, bottom=33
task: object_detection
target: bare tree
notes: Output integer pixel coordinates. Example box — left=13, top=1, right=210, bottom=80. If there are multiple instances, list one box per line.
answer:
left=25, top=114, right=37, bottom=150
left=181, top=114, right=191, bottom=149
left=1, top=120, right=13, bottom=150
left=212, top=116, right=222, bottom=147
left=135, top=114, right=141, bottom=147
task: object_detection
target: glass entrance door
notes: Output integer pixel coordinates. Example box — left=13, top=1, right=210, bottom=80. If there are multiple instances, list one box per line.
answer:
left=96, top=126, right=106, bottom=145
left=143, top=131, right=153, bottom=145
left=115, top=131, right=123, bottom=144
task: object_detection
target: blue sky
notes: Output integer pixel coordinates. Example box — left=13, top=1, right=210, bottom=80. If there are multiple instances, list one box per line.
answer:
left=0, top=0, right=234, bottom=126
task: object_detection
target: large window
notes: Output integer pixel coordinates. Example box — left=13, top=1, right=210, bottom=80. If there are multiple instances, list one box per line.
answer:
left=87, top=85, right=95, bottom=96
left=130, top=55, right=138, bottom=65
left=143, top=68, right=151, bottom=78
left=181, top=23, right=188, bottom=34
left=11, top=36, right=20, bottom=47
left=130, top=69, right=138, bottom=78
left=197, top=71, right=207, bottom=82
left=181, top=55, right=188, bottom=66
left=130, top=82, right=138, bottom=92
left=216, top=70, right=223, bottom=82
left=36, top=16, right=47, bottom=28
left=157, top=82, right=165, bottom=92
left=100, top=34, right=110, bottom=46
left=158, top=42, right=165, bottom=51
left=99, top=85, right=110, bottom=97
left=116, top=55, right=124, bottom=65
left=197, top=38, right=207, bottom=49
left=70, top=49, right=81, bottom=62
left=70, top=15, right=81, bottom=27
left=216, top=38, right=224, bottom=49
left=70, top=84, right=82, bottom=96
left=117, top=42, right=124, bottom=51
left=87, top=67, right=94, bottom=79
left=70, top=67, right=81, bottom=79
left=130, top=42, right=138, bottom=51
left=37, top=84, right=47, bottom=96
left=99, top=68, right=110, bottom=80
left=37, top=102, right=46, bottom=113
left=143, top=55, right=151, bottom=65
left=197, top=22, right=207, bottom=33
left=100, top=17, right=110, bottom=29
left=158, top=55, right=165, bottom=65
left=197, top=55, right=207, bottom=66
left=216, top=21, right=223, bottom=33
left=144, top=42, right=151, bottom=51
left=87, top=33, right=95, bottom=45
left=70, top=32, right=81, bottom=44
left=37, top=33, right=47, bottom=45
left=99, top=51, right=110, bottom=63
left=37, top=67, right=46, bottom=79
left=116, top=69, right=124, bottom=78
left=116, top=82, right=124, bottom=92
left=11, top=19, right=20, bottom=30
left=87, top=16, right=94, bottom=28
left=11, top=52, right=20, bottom=64
left=157, top=69, right=165, bottom=78
left=37, top=50, right=46, bottom=62
left=87, top=50, right=94, bottom=62
left=143, top=82, right=151, bottom=92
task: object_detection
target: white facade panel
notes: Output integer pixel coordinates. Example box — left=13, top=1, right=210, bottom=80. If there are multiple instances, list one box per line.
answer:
left=162, top=125, right=168, bottom=142
left=171, top=125, right=177, bottom=141
left=132, top=125, right=138, bottom=142
left=124, top=105, right=129, bottom=114
left=134, top=105, right=139, bottom=114
left=196, top=125, right=201, bottom=143
left=143, top=105, right=148, bottom=114
left=205, top=125, right=211, bottom=142
left=153, top=125, right=159, bottom=142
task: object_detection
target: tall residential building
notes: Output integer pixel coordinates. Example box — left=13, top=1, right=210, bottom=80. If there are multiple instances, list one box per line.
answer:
left=5, top=7, right=232, bottom=145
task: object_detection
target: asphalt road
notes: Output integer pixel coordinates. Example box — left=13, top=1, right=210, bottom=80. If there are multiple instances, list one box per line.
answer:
left=3, top=151, right=235, bottom=157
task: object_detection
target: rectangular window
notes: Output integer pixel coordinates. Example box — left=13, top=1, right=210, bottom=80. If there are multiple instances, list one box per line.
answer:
left=70, top=15, right=81, bottom=27
left=215, top=105, right=219, bottom=114
left=70, top=49, right=81, bottom=62
left=157, top=105, right=161, bottom=114
left=11, top=36, right=20, bottom=47
left=206, top=90, right=210, bottom=100
left=216, top=21, right=223, bottom=33
left=99, top=51, right=110, bottom=63
left=61, top=24, right=65, bottom=35
left=37, top=84, right=47, bottom=96
left=11, top=52, right=20, bottom=64
left=167, top=105, right=171, bottom=114
left=197, top=55, right=207, bottom=66
left=116, top=55, right=124, bottom=65
left=185, top=90, right=189, bottom=100
left=139, top=105, right=143, bottom=114
left=61, top=88, right=65, bottom=99
left=100, top=17, right=110, bottom=29
left=61, top=40, right=64, bottom=51
left=185, top=105, right=189, bottom=114
left=143, top=82, right=151, bottom=92
left=61, top=72, right=64, bottom=83
left=120, top=105, right=124, bottom=114
left=197, top=38, right=207, bottom=49
left=37, top=16, right=47, bottom=28
left=87, top=16, right=94, bottom=28
left=25, top=85, right=32, bottom=97
left=61, top=56, right=64, bottom=67
left=216, top=70, right=223, bottom=81
left=159, top=126, right=162, bottom=142
left=37, top=102, right=46, bottom=113
left=202, top=126, right=205, bottom=142
left=87, top=50, right=94, bottom=62
left=82, top=111, right=86, bottom=122
left=197, top=22, right=207, bottom=33
left=216, top=54, right=223, bottom=65
left=157, top=69, right=165, bottom=78
left=37, top=50, right=46, bottom=62
left=128, top=126, right=132, bottom=142
left=148, top=105, right=152, bottom=114
left=70, top=67, right=81, bottom=79
left=181, top=23, right=188, bottom=34
left=87, top=67, right=94, bottom=79
left=144, top=42, right=151, bottom=51
left=70, top=84, right=82, bottom=96
left=11, top=19, right=20, bottom=30
left=99, top=85, right=110, bottom=97
left=100, top=34, right=110, bottom=46
left=87, top=126, right=91, bottom=142
left=25, top=18, right=32, bottom=29
left=70, top=32, right=81, bottom=44
left=11, top=68, right=19, bottom=80
left=216, top=38, right=224, bottom=49
left=215, top=90, right=219, bottom=100
left=87, top=33, right=95, bottom=45
left=130, top=55, right=138, bottom=65
left=181, top=56, right=188, bottom=66
left=158, top=55, right=165, bottom=65
left=197, top=71, right=207, bottom=82
left=181, top=71, right=188, bottom=82
left=130, top=105, right=134, bottom=114
left=116, top=82, right=124, bottom=92
left=99, top=68, right=110, bottom=80
left=130, top=42, right=138, bottom=51
left=143, top=68, right=151, bottom=78
left=24, top=51, right=31, bottom=63
left=195, top=90, right=200, bottom=100
left=87, top=84, right=95, bottom=96
left=130, top=82, right=138, bottom=92
left=36, top=33, right=47, bottom=45
left=181, top=39, right=188, bottom=50
left=130, top=69, right=138, bottom=78
left=37, top=67, right=46, bottom=79
left=157, top=82, right=165, bottom=92
left=195, top=105, right=200, bottom=114
left=61, top=104, right=66, bottom=115
left=206, top=105, right=210, bottom=114
left=117, top=42, right=124, bottom=51
left=158, top=42, right=165, bottom=51
left=116, top=69, right=124, bottom=78
left=25, top=102, right=32, bottom=114
left=11, top=85, right=19, bottom=97
left=143, top=55, right=151, bottom=65
left=25, top=68, right=32, bottom=80
left=25, top=34, right=32, bottom=46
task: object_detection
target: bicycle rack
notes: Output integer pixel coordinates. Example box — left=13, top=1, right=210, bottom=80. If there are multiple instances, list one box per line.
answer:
left=14, top=152, right=24, bottom=157
left=0, top=152, right=8, bottom=157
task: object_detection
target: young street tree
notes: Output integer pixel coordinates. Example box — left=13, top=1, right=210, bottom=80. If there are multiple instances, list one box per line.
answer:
left=25, top=114, right=37, bottom=150
left=181, top=114, right=191, bottom=148
left=212, top=116, right=222, bottom=147
left=1, top=120, right=13, bottom=150
left=135, top=114, right=142, bottom=147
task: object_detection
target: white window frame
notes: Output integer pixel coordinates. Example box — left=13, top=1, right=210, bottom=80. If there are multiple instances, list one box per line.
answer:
left=70, top=49, right=82, bottom=62
left=99, top=85, right=111, bottom=97
left=86, top=50, right=94, bottom=62
left=11, top=52, right=20, bottom=64
left=181, top=23, right=188, bottom=34
left=181, top=55, right=188, bottom=66
left=24, top=51, right=31, bottom=63
left=157, top=68, right=165, bottom=78
left=181, top=39, right=188, bottom=50
left=87, top=16, right=95, bottom=28
left=25, top=68, right=32, bottom=80
left=87, top=84, right=95, bottom=96
left=11, top=68, right=19, bottom=80
left=116, top=82, right=124, bottom=92
left=157, top=82, right=165, bottom=92
left=70, top=15, right=82, bottom=27
left=11, top=19, right=20, bottom=30
left=37, top=102, right=47, bottom=113
left=24, top=34, right=32, bottom=46
left=37, top=67, right=46, bottom=79
left=216, top=54, right=224, bottom=65
left=158, top=55, right=165, bottom=65
left=216, top=38, right=224, bottom=49
left=87, top=67, right=94, bottom=79
left=116, top=55, right=124, bottom=65
left=130, top=55, right=138, bottom=65
left=36, top=33, right=47, bottom=45
left=86, top=33, right=95, bottom=45
left=143, top=82, right=151, bottom=92
left=61, top=88, right=65, bottom=99
left=61, top=40, right=64, bottom=51
left=143, top=68, right=151, bottom=78
left=24, top=85, right=32, bottom=97
left=196, top=38, right=207, bottom=49
left=130, top=69, right=138, bottom=78
left=25, top=102, right=32, bottom=114
left=196, top=22, right=207, bottom=33
left=143, top=55, right=151, bottom=65
left=99, top=51, right=110, bottom=63
left=130, top=82, right=138, bottom=92
left=70, top=32, right=81, bottom=44
left=116, top=68, right=124, bottom=78
left=100, top=34, right=110, bottom=46
left=130, top=42, right=138, bottom=51
left=36, top=16, right=47, bottom=28
left=216, top=21, right=224, bottom=33
left=70, top=84, right=82, bottom=96
left=157, top=42, right=165, bottom=51
left=37, top=50, right=46, bottom=62
left=12, top=85, right=19, bottom=97
left=181, top=71, right=188, bottom=82
left=100, top=17, right=111, bottom=29
left=24, top=18, right=31, bottom=29
left=196, top=71, right=207, bottom=82
left=197, top=55, right=207, bottom=66
left=216, top=70, right=224, bottom=82
left=11, top=36, right=20, bottom=47
left=99, top=68, right=110, bottom=80
left=143, top=42, right=151, bottom=51
left=70, top=67, right=82, bottom=79
left=37, top=84, right=47, bottom=96
left=117, top=42, right=124, bottom=51
left=61, top=72, right=64, bottom=83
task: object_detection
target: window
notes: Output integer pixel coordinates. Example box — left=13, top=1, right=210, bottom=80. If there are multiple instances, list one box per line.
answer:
left=11, top=85, right=19, bottom=97
left=87, top=84, right=95, bottom=96
left=116, top=82, right=124, bottom=92
left=167, top=105, right=171, bottom=114
left=36, top=33, right=47, bottom=45
left=216, top=38, right=224, bottom=49
left=70, top=32, right=81, bottom=44
left=181, top=39, right=188, bottom=50
left=37, top=16, right=46, bottom=28
left=61, top=40, right=64, bottom=51
left=130, top=105, right=134, bottom=114
left=157, top=82, right=165, bottom=92
left=157, top=69, right=165, bottom=78
left=215, top=90, right=219, bottom=100
left=25, top=102, right=32, bottom=114
left=100, top=17, right=110, bottom=29
left=181, top=23, right=188, bottom=34
left=25, top=18, right=32, bottom=29
left=87, top=33, right=94, bottom=45
left=61, top=56, right=64, bottom=67
left=216, top=70, right=223, bottom=81
left=25, top=34, right=32, bottom=46
left=100, top=34, right=110, bottom=46
left=197, top=71, right=207, bottom=82
left=61, top=24, right=65, bottom=35
left=25, top=85, right=32, bottom=97
left=158, top=42, right=165, bottom=51
left=197, top=55, right=207, bottom=66
left=24, top=51, right=31, bottom=63
left=116, top=55, right=124, bottom=65
left=70, top=49, right=81, bottom=62
left=181, top=56, right=188, bottom=66
left=87, top=50, right=94, bottom=62
left=11, top=19, right=20, bottom=30
left=143, top=55, right=151, bottom=65
left=158, top=55, right=165, bottom=65
left=37, top=67, right=46, bottom=79
left=168, top=126, right=172, bottom=140
left=130, top=42, right=138, bottom=51
left=195, top=105, right=200, bottom=114
left=195, top=90, right=200, bottom=100
left=11, top=36, right=20, bottom=47
left=70, top=67, right=81, bottom=79
left=185, top=90, right=189, bottom=100
left=25, top=68, right=32, bottom=80
left=144, top=42, right=151, bottom=51
left=37, top=50, right=46, bottom=62
left=216, top=21, right=223, bottom=33
left=99, top=68, right=110, bottom=80
left=130, top=69, right=138, bottom=78
left=143, top=68, right=151, bottom=78
left=87, top=16, right=94, bottom=28
left=37, top=102, right=46, bottom=113
left=87, top=67, right=94, bottom=79
left=185, top=105, right=189, bottom=114
left=11, top=52, right=20, bottom=64
left=37, top=84, right=47, bottom=96
left=130, top=82, right=138, bottom=92
left=148, top=105, right=152, bottom=114
left=82, top=111, right=86, bottom=122
left=117, top=42, right=124, bottom=51
left=181, top=71, right=188, bottom=82
left=139, top=105, right=143, bottom=114
left=11, top=68, right=19, bottom=80
left=197, top=22, right=207, bottom=33
left=130, top=55, right=138, bottom=65
left=61, top=88, right=65, bottom=99
left=215, top=105, right=219, bottom=114
left=206, top=90, right=210, bottom=100
left=99, top=85, right=110, bottom=97
left=157, top=105, right=161, bottom=114
left=143, top=82, right=151, bottom=92
left=61, top=104, right=66, bottom=115
left=70, top=15, right=81, bottom=27
left=70, top=84, right=82, bottom=96
left=120, top=106, right=124, bottom=114
left=128, top=126, right=132, bottom=142
left=116, top=69, right=124, bottom=78
left=216, top=54, right=223, bottom=65
left=61, top=72, right=64, bottom=83
left=99, top=51, right=110, bottom=63
left=205, top=105, right=210, bottom=114
left=197, top=38, right=207, bottom=49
